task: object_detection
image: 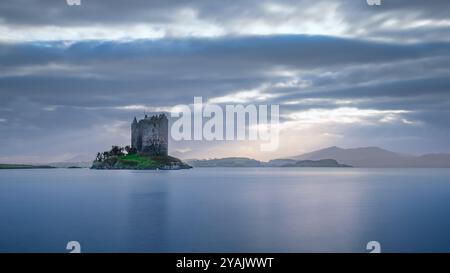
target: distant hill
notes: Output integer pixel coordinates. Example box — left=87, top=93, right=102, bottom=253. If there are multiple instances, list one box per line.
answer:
left=46, top=154, right=94, bottom=168
left=186, top=157, right=351, bottom=168
left=266, top=159, right=298, bottom=167
left=47, top=161, right=92, bottom=168
left=291, top=146, right=450, bottom=168
left=280, top=159, right=351, bottom=168
left=0, top=164, right=55, bottom=169
left=186, top=157, right=262, bottom=167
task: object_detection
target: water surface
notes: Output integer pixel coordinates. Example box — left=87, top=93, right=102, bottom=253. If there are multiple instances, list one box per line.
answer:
left=1, top=168, right=450, bottom=252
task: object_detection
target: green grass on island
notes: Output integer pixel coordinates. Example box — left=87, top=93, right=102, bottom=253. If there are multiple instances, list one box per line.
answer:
left=92, top=151, right=191, bottom=170
left=117, top=153, right=161, bottom=169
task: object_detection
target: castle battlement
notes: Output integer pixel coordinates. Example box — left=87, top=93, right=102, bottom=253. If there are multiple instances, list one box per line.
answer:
left=131, top=113, right=168, bottom=156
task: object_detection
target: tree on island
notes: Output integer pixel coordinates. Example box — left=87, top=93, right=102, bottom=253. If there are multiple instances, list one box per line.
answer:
left=95, top=146, right=132, bottom=162
left=124, top=145, right=137, bottom=155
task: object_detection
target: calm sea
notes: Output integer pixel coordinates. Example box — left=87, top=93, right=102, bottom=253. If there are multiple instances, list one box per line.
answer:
left=1, top=167, right=450, bottom=253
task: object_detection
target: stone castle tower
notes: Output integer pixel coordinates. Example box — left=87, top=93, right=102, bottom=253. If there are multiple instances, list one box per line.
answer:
left=131, top=114, right=168, bottom=156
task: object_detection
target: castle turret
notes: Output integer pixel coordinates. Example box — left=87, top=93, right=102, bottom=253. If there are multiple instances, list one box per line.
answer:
left=131, top=114, right=168, bottom=156
left=131, top=117, right=140, bottom=151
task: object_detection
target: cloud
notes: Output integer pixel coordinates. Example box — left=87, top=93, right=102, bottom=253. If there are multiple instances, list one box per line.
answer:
left=1, top=1, right=450, bottom=42
left=208, top=86, right=277, bottom=104
left=1, top=35, right=450, bottom=161
left=1, top=1, right=450, bottom=161
left=286, top=107, right=410, bottom=126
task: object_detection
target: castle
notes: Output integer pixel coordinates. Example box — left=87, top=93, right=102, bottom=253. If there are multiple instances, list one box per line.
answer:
left=131, top=114, right=168, bottom=156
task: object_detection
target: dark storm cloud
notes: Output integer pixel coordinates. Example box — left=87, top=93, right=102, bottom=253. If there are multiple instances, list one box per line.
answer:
left=278, top=76, right=450, bottom=103
left=1, top=0, right=449, bottom=25
left=1, top=35, right=449, bottom=121
left=1, top=0, right=450, bottom=42
left=1, top=35, right=450, bottom=111
left=0, top=0, right=180, bottom=26
left=2, top=35, right=450, bottom=74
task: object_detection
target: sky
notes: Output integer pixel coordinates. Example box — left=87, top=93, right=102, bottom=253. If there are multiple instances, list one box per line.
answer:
left=1, top=0, right=450, bottom=163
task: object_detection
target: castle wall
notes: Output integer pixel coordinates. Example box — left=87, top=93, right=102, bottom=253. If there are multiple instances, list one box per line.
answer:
left=131, top=122, right=140, bottom=150
left=131, top=114, right=168, bottom=156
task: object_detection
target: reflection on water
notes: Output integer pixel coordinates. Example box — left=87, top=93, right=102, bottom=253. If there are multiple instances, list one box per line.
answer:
left=1, top=168, right=450, bottom=252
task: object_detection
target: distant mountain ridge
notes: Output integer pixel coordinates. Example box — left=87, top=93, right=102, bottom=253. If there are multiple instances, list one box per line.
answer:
left=186, top=157, right=263, bottom=167
left=187, top=146, right=450, bottom=168
left=47, top=161, right=92, bottom=168
left=186, top=157, right=351, bottom=168
left=279, top=159, right=351, bottom=168
left=291, top=146, right=450, bottom=168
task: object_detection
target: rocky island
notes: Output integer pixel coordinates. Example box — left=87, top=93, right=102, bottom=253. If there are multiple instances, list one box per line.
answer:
left=91, top=114, right=191, bottom=170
